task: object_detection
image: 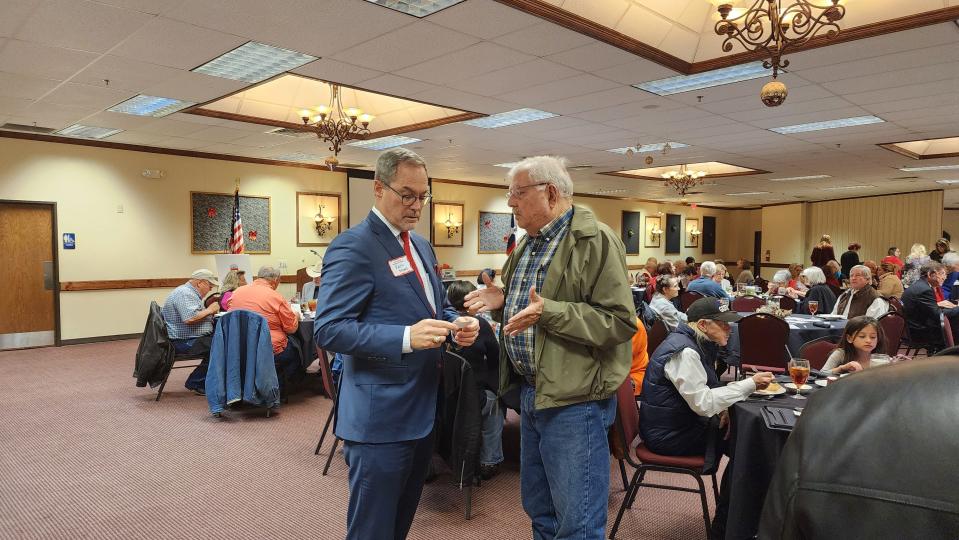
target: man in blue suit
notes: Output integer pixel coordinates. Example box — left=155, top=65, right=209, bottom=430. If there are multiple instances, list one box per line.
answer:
left=314, top=148, right=479, bottom=540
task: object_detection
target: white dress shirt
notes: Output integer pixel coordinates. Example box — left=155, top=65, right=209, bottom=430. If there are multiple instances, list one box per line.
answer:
left=830, top=288, right=889, bottom=319
left=664, top=348, right=757, bottom=417
left=371, top=207, right=435, bottom=353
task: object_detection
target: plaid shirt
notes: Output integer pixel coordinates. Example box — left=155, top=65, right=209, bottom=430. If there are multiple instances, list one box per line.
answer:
left=504, top=208, right=573, bottom=381
left=161, top=282, right=213, bottom=340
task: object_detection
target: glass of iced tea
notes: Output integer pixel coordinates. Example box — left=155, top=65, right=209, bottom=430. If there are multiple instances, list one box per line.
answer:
left=307, top=298, right=317, bottom=312
left=808, top=300, right=819, bottom=316
left=789, top=359, right=810, bottom=400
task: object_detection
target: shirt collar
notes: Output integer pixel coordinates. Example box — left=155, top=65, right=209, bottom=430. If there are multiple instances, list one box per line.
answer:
left=371, top=206, right=401, bottom=238
left=531, top=207, right=573, bottom=241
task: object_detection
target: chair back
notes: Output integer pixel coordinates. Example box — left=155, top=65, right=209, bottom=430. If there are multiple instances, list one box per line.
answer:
left=679, top=291, right=703, bottom=312
left=877, top=312, right=905, bottom=356
left=731, top=296, right=764, bottom=312
left=315, top=347, right=337, bottom=401
left=887, top=296, right=904, bottom=314
left=799, top=336, right=839, bottom=370
left=614, top=380, right=640, bottom=468
left=754, top=276, right=768, bottom=293
left=828, top=284, right=843, bottom=297
left=943, top=314, right=955, bottom=348
left=646, top=318, right=669, bottom=357
left=739, top=313, right=790, bottom=371
left=776, top=295, right=797, bottom=312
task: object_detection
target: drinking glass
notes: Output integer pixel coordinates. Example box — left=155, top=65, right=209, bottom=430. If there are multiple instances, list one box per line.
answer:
left=788, top=359, right=810, bottom=400
left=870, top=354, right=891, bottom=367
left=808, top=300, right=819, bottom=316
left=307, top=298, right=318, bottom=312
left=737, top=283, right=745, bottom=294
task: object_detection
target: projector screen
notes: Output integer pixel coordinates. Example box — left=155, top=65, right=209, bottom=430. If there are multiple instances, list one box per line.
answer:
left=348, top=175, right=431, bottom=240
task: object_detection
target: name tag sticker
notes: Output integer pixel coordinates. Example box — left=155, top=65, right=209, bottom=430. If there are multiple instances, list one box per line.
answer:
left=389, top=256, right=413, bottom=277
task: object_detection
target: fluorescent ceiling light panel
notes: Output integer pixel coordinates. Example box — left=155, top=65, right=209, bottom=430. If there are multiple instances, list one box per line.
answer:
left=108, top=95, right=194, bottom=117
left=55, top=124, right=122, bottom=139
left=462, top=108, right=556, bottom=129
left=725, top=191, right=770, bottom=196
left=365, top=0, right=466, bottom=17
left=822, top=185, right=874, bottom=191
left=769, top=115, right=884, bottom=134
left=900, top=164, right=959, bottom=172
left=768, top=174, right=831, bottom=181
left=607, top=142, right=690, bottom=155
left=348, top=135, right=421, bottom=150
left=935, top=180, right=959, bottom=184
left=193, top=42, right=316, bottom=83
left=633, top=62, right=768, bottom=95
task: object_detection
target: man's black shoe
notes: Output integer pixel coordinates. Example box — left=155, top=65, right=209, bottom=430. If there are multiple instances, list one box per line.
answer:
left=479, top=463, right=499, bottom=480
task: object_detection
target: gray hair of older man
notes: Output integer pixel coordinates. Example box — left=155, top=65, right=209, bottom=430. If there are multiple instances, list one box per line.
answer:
left=506, top=156, right=574, bottom=198
left=801, top=266, right=827, bottom=285
left=921, top=260, right=946, bottom=278
left=772, top=269, right=791, bottom=284
left=699, top=260, right=717, bottom=277
left=257, top=266, right=281, bottom=281
left=941, top=251, right=959, bottom=268
left=850, top=264, right=872, bottom=280
left=375, top=147, right=427, bottom=186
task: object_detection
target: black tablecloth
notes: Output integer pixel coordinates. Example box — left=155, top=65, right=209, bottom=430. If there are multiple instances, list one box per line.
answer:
left=725, top=313, right=847, bottom=366
left=294, top=317, right=317, bottom=371
left=725, top=377, right=825, bottom=540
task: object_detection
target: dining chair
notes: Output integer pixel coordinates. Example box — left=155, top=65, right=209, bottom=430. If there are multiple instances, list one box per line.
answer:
left=739, top=313, right=790, bottom=373
left=886, top=296, right=904, bottom=314
left=731, top=296, right=764, bottom=312
left=776, top=295, right=797, bottom=312
left=312, top=347, right=341, bottom=476
left=679, top=291, right=703, bottom=312
left=148, top=304, right=204, bottom=402
left=799, top=335, right=840, bottom=370
left=646, top=318, right=669, bottom=357
left=609, top=381, right=717, bottom=539
left=877, top=312, right=906, bottom=356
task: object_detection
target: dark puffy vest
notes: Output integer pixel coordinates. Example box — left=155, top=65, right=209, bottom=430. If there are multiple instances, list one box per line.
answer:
left=639, top=324, right=722, bottom=455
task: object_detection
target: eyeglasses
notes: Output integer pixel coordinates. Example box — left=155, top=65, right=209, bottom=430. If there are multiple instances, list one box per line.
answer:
left=382, top=181, right=431, bottom=206
left=505, top=182, right=550, bottom=199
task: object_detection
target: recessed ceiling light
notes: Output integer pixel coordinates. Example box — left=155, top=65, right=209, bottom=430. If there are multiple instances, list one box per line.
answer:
left=55, top=124, right=123, bottom=139
left=607, top=142, right=690, bottom=155
left=633, top=62, right=768, bottom=96
left=725, top=191, right=770, bottom=196
left=272, top=152, right=324, bottom=162
left=364, top=0, right=466, bottom=17
left=822, top=185, right=875, bottom=191
left=769, top=115, right=885, bottom=135
left=767, top=174, right=832, bottom=181
left=192, top=41, right=316, bottom=83
left=900, top=164, right=959, bottom=172
left=494, top=162, right=520, bottom=168
left=348, top=135, right=421, bottom=150
left=462, top=108, right=556, bottom=129
left=265, top=127, right=313, bottom=138
left=936, top=180, right=959, bottom=184
left=108, top=95, right=194, bottom=117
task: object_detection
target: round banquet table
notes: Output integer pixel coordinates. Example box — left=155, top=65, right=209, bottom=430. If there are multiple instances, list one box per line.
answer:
left=723, top=313, right=847, bottom=367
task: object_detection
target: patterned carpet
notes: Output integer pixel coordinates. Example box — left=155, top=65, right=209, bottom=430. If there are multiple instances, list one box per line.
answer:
left=0, top=340, right=719, bottom=539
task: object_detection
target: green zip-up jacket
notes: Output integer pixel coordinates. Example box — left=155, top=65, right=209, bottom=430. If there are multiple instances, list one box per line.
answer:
left=492, top=204, right=637, bottom=410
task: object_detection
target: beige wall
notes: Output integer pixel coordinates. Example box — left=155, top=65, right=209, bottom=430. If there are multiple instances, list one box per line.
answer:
left=942, top=209, right=959, bottom=241
left=759, top=203, right=808, bottom=279
left=0, top=137, right=346, bottom=340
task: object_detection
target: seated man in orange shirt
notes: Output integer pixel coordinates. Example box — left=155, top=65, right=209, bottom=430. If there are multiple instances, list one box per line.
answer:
left=228, top=266, right=300, bottom=381
left=630, top=320, right=649, bottom=398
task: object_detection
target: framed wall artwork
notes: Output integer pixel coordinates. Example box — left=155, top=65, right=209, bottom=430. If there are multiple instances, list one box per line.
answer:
left=685, top=218, right=701, bottom=248
left=644, top=216, right=663, bottom=248
left=665, top=213, right=681, bottom=254
left=702, top=216, right=717, bottom=254
left=621, top=211, right=641, bottom=255
left=296, top=192, right=341, bottom=247
left=191, top=191, right=271, bottom=254
left=478, top=211, right=513, bottom=254
left=433, top=201, right=465, bottom=247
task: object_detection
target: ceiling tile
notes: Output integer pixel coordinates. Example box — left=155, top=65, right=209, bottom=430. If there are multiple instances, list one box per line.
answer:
left=0, top=0, right=41, bottom=38
left=358, top=74, right=437, bottom=98
left=71, top=55, right=183, bottom=93
left=547, top=42, right=639, bottom=72
left=78, top=110, right=155, bottom=130
left=94, top=0, right=187, bottom=15
left=592, top=58, right=680, bottom=85
left=0, top=40, right=99, bottom=81
left=105, top=130, right=169, bottom=145
left=113, top=17, right=248, bottom=71
left=395, top=42, right=535, bottom=86
left=141, top=117, right=209, bottom=137
left=40, top=82, right=135, bottom=109
left=180, top=125, right=248, bottom=142
left=615, top=6, right=673, bottom=52
left=152, top=136, right=213, bottom=150
left=497, top=73, right=620, bottom=106
left=822, top=63, right=959, bottom=97
left=446, top=59, right=581, bottom=97
left=492, top=22, right=593, bottom=57
left=538, top=86, right=654, bottom=116
left=562, top=0, right=630, bottom=28
left=0, top=71, right=62, bottom=100
left=0, top=95, right=34, bottom=115
left=140, top=70, right=248, bottom=104
left=426, top=0, right=541, bottom=39
left=15, top=0, right=152, bottom=53
left=331, top=21, right=478, bottom=72
left=291, top=59, right=383, bottom=86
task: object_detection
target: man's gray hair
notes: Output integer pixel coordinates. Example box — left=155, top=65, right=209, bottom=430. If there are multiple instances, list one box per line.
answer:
left=699, top=260, right=717, bottom=277
left=257, top=266, right=281, bottom=280
left=921, top=260, right=946, bottom=277
left=942, top=251, right=959, bottom=268
left=772, top=269, right=791, bottom=284
left=801, top=266, right=827, bottom=285
left=375, top=147, right=427, bottom=186
left=506, top=156, right=573, bottom=198
left=850, top=264, right=871, bottom=280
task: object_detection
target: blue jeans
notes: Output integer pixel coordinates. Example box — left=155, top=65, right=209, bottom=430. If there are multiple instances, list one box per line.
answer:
left=173, top=336, right=211, bottom=391
left=480, top=389, right=504, bottom=466
left=520, top=384, right=617, bottom=540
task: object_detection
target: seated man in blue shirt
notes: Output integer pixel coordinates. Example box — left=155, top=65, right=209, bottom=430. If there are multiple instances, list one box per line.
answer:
left=161, top=269, right=221, bottom=394
left=686, top=261, right=731, bottom=299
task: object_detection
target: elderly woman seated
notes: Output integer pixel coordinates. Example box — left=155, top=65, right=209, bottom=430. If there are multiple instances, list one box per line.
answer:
left=767, top=269, right=792, bottom=296
left=877, top=261, right=904, bottom=299
left=789, top=267, right=838, bottom=315
left=649, top=275, right=686, bottom=331
left=640, top=298, right=773, bottom=538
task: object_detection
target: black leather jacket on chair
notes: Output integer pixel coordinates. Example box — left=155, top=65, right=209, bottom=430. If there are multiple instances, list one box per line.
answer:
left=134, top=301, right=175, bottom=388
left=759, top=357, right=959, bottom=539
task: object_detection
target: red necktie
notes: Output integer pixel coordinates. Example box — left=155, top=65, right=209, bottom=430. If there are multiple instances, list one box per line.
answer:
left=935, top=286, right=945, bottom=303
left=400, top=231, right=426, bottom=291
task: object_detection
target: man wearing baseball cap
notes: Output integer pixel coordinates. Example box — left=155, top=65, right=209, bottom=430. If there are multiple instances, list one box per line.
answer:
left=161, top=268, right=222, bottom=394
left=640, top=297, right=773, bottom=538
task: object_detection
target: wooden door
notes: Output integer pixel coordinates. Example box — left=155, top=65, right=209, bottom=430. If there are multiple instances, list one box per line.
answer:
left=0, top=202, right=57, bottom=349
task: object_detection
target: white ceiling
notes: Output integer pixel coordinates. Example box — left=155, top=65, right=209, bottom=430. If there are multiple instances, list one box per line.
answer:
left=0, top=0, right=958, bottom=207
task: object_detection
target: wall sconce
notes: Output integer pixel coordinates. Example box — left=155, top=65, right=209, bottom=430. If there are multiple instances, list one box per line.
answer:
left=443, top=212, right=461, bottom=238
left=432, top=201, right=464, bottom=247
left=650, top=226, right=664, bottom=238
left=314, top=204, right=336, bottom=237
left=689, top=227, right=702, bottom=237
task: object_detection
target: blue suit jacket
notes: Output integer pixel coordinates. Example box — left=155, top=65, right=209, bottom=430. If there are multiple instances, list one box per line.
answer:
left=314, top=211, right=458, bottom=443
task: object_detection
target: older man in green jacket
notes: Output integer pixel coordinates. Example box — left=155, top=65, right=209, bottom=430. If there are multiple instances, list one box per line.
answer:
left=465, top=155, right=636, bottom=540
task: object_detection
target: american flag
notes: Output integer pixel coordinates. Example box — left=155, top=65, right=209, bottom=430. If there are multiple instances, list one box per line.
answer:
left=229, top=187, right=244, bottom=253
left=506, top=213, right=517, bottom=255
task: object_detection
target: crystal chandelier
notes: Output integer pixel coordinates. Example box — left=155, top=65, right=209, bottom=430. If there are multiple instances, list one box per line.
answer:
left=299, top=83, right=373, bottom=168
left=714, top=0, right=845, bottom=107
left=662, top=165, right=707, bottom=200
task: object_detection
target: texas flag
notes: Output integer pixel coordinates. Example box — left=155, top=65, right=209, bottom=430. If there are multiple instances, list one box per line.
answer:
left=505, top=213, right=517, bottom=255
